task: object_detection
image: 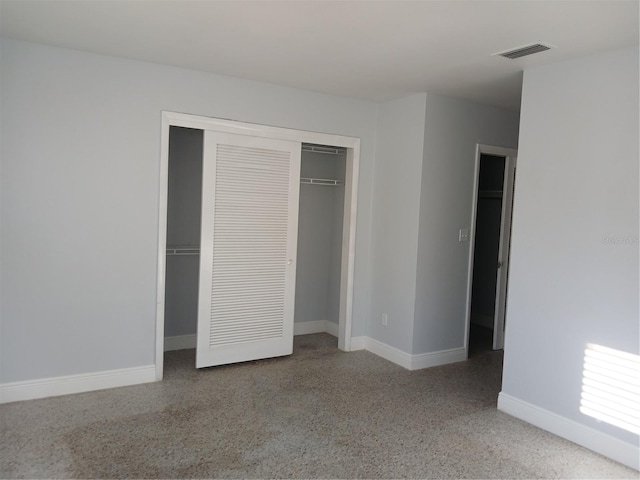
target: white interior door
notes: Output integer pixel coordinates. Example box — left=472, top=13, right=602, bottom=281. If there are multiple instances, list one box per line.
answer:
left=492, top=154, right=517, bottom=350
left=196, top=131, right=301, bottom=368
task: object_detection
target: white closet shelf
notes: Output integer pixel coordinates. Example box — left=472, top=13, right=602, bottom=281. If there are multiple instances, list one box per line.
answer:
left=300, top=177, right=344, bottom=187
left=301, top=144, right=346, bottom=156
left=166, top=246, right=200, bottom=256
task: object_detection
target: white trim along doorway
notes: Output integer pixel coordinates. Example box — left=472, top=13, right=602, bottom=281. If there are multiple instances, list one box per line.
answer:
left=155, top=112, right=361, bottom=380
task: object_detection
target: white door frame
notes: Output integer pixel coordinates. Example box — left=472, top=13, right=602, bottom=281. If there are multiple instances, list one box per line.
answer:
left=155, top=111, right=360, bottom=380
left=464, top=144, right=517, bottom=355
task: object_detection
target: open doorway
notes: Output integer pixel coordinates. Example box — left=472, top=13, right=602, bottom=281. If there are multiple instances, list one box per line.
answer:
left=466, top=145, right=517, bottom=357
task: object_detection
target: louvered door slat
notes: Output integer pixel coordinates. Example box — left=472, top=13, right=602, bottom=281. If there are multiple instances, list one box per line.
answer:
left=196, top=132, right=301, bottom=368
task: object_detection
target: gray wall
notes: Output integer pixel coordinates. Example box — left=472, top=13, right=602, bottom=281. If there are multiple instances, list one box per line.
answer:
left=0, top=38, right=377, bottom=383
left=369, top=93, right=428, bottom=353
left=166, top=127, right=203, bottom=248
left=367, top=93, right=519, bottom=355
left=502, top=47, right=639, bottom=446
left=413, top=95, right=520, bottom=354
left=164, top=127, right=203, bottom=337
left=295, top=151, right=345, bottom=325
left=164, top=256, right=199, bottom=337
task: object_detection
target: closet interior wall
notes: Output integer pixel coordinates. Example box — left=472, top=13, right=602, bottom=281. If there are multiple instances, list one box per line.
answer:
left=470, top=154, right=505, bottom=330
left=164, top=127, right=203, bottom=339
left=295, top=148, right=346, bottom=331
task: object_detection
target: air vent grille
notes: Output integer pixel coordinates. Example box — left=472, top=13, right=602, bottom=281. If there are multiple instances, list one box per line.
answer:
left=496, top=43, right=551, bottom=60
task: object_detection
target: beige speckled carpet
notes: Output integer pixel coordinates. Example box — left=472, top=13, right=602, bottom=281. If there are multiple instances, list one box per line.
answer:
left=0, top=333, right=636, bottom=478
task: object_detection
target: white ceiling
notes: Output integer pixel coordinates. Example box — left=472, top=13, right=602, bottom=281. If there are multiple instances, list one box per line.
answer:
left=1, top=0, right=638, bottom=111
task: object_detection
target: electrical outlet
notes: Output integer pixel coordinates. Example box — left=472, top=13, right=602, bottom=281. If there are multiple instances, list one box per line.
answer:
left=381, top=313, right=388, bottom=327
left=459, top=228, right=470, bottom=242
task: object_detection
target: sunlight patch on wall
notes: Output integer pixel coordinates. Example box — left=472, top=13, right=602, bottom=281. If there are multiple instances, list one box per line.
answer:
left=580, top=344, right=640, bottom=435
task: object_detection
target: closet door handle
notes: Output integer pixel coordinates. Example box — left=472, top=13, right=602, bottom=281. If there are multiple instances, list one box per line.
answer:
left=287, top=259, right=293, bottom=265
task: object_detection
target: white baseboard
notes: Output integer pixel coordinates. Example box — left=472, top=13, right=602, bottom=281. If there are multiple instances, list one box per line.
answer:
left=293, top=320, right=339, bottom=337
left=1, top=336, right=464, bottom=404
left=350, top=336, right=367, bottom=351
left=325, top=320, right=339, bottom=337
left=351, top=337, right=466, bottom=371
left=411, top=347, right=467, bottom=369
left=0, top=365, right=156, bottom=404
left=164, top=332, right=464, bottom=371
left=498, top=392, right=640, bottom=471
left=363, top=337, right=413, bottom=369
left=293, top=320, right=328, bottom=336
left=164, top=334, right=196, bottom=351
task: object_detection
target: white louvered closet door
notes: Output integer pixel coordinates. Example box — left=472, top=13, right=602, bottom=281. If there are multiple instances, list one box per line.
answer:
left=196, top=131, right=301, bottom=368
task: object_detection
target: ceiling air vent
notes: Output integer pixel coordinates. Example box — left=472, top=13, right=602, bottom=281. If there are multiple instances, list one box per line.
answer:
left=494, top=43, right=552, bottom=60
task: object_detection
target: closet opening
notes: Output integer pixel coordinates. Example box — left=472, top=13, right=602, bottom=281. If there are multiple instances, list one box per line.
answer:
left=469, top=154, right=505, bottom=355
left=156, top=112, right=360, bottom=379
left=295, top=144, right=347, bottom=338
left=163, top=127, right=203, bottom=352
left=465, top=145, right=517, bottom=358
